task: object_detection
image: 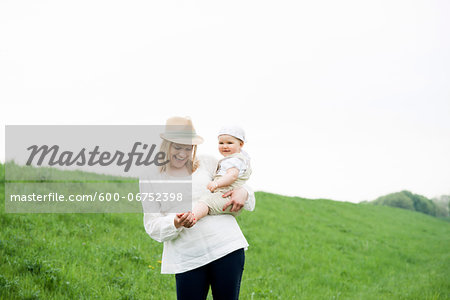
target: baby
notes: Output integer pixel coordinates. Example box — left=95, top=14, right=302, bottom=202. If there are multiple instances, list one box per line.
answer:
left=192, top=125, right=252, bottom=222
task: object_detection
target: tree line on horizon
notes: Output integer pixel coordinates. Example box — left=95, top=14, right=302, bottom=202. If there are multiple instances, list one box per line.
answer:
left=363, top=190, right=450, bottom=218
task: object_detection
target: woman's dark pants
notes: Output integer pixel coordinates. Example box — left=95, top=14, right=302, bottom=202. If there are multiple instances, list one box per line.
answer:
left=175, top=248, right=245, bottom=300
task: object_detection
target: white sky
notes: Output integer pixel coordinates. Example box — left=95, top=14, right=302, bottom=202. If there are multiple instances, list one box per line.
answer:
left=1, top=0, right=449, bottom=202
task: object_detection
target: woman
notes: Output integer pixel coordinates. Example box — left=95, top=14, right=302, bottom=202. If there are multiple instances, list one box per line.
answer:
left=140, top=117, right=255, bottom=300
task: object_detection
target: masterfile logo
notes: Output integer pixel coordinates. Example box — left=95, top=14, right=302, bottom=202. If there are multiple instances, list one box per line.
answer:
left=4, top=125, right=193, bottom=214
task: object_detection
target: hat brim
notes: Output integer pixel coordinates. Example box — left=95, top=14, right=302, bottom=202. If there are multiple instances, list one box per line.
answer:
left=160, top=134, right=204, bottom=145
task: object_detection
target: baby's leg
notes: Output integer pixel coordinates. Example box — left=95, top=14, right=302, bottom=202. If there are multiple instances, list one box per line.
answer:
left=207, top=192, right=241, bottom=216
left=192, top=202, right=210, bottom=223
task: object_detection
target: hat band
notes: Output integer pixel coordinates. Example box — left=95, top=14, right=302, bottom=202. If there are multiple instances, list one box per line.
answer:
left=164, top=131, right=198, bottom=138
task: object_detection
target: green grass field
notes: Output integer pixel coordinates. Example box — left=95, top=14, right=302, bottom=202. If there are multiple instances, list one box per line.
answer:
left=1, top=177, right=449, bottom=299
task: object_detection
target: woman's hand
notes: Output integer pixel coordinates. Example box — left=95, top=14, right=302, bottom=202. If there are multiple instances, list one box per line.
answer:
left=222, top=187, right=248, bottom=212
left=174, top=212, right=195, bottom=229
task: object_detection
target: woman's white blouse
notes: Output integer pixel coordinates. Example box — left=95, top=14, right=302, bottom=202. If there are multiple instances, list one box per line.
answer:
left=140, top=155, right=255, bottom=274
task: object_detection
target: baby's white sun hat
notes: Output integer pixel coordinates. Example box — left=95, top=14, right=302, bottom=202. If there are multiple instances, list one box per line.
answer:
left=218, top=125, right=246, bottom=143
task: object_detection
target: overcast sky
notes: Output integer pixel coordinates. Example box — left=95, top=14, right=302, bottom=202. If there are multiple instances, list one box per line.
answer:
left=1, top=0, right=449, bottom=203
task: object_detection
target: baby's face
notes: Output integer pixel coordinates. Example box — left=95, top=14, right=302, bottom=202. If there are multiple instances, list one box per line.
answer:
left=218, top=135, right=243, bottom=157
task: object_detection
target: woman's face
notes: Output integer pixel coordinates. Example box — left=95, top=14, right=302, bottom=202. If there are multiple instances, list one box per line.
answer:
left=169, top=143, right=193, bottom=169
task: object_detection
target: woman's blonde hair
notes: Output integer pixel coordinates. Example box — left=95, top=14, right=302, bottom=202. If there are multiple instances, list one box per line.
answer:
left=158, top=140, right=200, bottom=174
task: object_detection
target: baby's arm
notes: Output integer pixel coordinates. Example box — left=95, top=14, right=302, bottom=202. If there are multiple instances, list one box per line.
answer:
left=208, top=167, right=239, bottom=192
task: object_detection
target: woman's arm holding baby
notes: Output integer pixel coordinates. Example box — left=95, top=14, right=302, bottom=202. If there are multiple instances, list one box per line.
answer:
left=222, top=185, right=255, bottom=212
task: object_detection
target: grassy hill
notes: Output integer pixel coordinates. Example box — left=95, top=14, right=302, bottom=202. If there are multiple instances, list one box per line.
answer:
left=1, top=166, right=449, bottom=299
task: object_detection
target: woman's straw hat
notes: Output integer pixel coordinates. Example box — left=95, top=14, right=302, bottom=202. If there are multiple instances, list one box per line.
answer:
left=160, top=116, right=204, bottom=145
